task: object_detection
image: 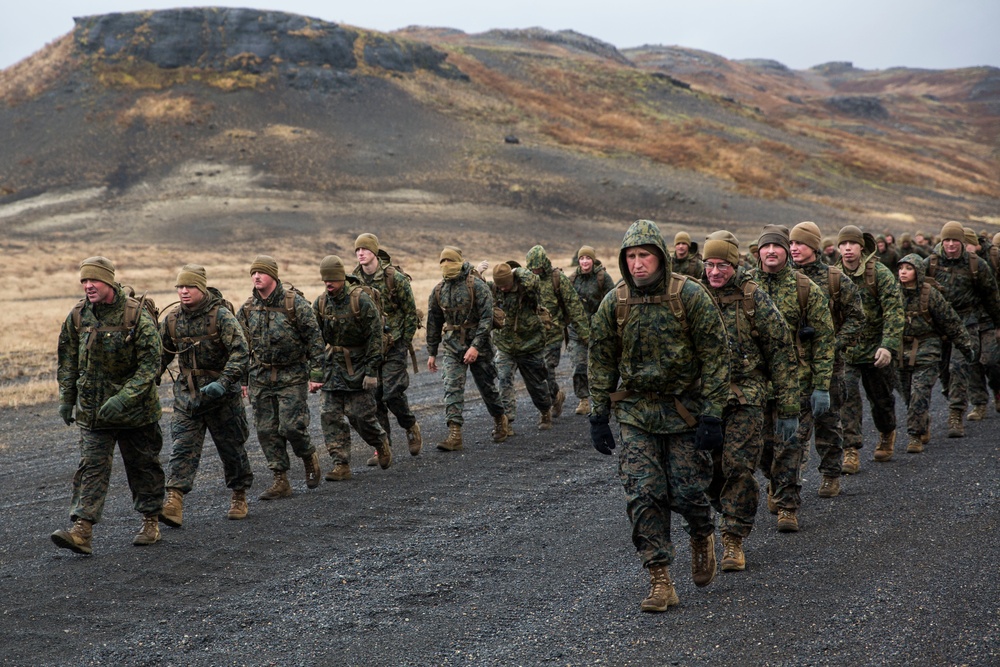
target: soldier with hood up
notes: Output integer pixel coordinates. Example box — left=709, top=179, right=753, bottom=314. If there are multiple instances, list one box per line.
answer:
left=589, top=219, right=729, bottom=613
left=569, top=245, right=617, bottom=416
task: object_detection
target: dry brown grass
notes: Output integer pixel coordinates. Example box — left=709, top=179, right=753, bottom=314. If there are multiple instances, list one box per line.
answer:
left=118, top=93, right=209, bottom=125
left=0, top=35, right=77, bottom=105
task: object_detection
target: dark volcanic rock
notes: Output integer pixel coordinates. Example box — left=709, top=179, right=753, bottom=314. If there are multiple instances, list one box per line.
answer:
left=479, top=27, right=632, bottom=65
left=738, top=58, right=791, bottom=74
left=825, top=95, right=890, bottom=120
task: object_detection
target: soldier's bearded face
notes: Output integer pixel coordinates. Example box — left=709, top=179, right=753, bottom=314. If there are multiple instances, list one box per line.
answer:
left=759, top=243, right=787, bottom=272
left=625, top=246, right=660, bottom=281
left=81, top=279, right=114, bottom=304
left=578, top=256, right=593, bottom=273
left=674, top=243, right=689, bottom=259
left=252, top=271, right=277, bottom=295
left=942, top=239, right=962, bottom=259
left=324, top=280, right=345, bottom=294
left=790, top=240, right=816, bottom=265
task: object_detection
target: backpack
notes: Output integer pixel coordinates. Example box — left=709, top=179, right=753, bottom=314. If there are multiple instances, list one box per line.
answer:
left=434, top=268, right=506, bottom=331
left=162, top=287, right=235, bottom=356
left=614, top=272, right=689, bottom=337
left=826, top=266, right=844, bottom=329
left=713, top=278, right=761, bottom=343
left=71, top=285, right=159, bottom=347
left=240, top=283, right=302, bottom=324
left=316, top=283, right=393, bottom=355
left=926, top=252, right=980, bottom=282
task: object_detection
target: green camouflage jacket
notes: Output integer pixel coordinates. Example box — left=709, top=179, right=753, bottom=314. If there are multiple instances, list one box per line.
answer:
left=352, top=250, right=419, bottom=346
left=703, top=268, right=799, bottom=416
left=589, top=220, right=730, bottom=432
left=489, top=267, right=549, bottom=356
left=672, top=254, right=705, bottom=280
left=898, top=253, right=973, bottom=367
left=571, top=260, right=617, bottom=318
left=837, top=242, right=904, bottom=365
left=525, top=245, right=591, bottom=345
left=750, top=263, right=834, bottom=393
left=923, top=245, right=1000, bottom=330
left=426, top=262, right=495, bottom=358
left=313, top=278, right=383, bottom=391
left=237, top=282, right=325, bottom=389
left=795, top=258, right=865, bottom=355
left=57, top=284, right=163, bottom=429
left=159, top=290, right=248, bottom=416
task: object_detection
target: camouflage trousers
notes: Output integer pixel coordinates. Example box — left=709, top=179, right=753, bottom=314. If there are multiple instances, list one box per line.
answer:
left=321, top=389, right=386, bottom=466
left=844, top=362, right=897, bottom=449
left=68, top=422, right=164, bottom=524
left=708, top=403, right=763, bottom=538
left=760, top=400, right=805, bottom=511
left=249, top=382, right=315, bottom=473
left=800, top=358, right=846, bottom=477
left=542, top=341, right=563, bottom=402
left=568, top=333, right=589, bottom=399
left=618, top=423, right=714, bottom=568
left=167, top=397, right=252, bottom=493
left=496, top=348, right=552, bottom=425
left=969, top=327, right=1000, bottom=406
left=945, top=323, right=980, bottom=411
left=439, top=348, right=505, bottom=426
left=376, top=340, right=417, bottom=444
left=898, top=364, right=938, bottom=437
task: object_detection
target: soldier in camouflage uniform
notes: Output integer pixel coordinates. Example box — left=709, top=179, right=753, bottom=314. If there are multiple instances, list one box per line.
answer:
left=159, top=264, right=252, bottom=528
left=923, top=221, right=1000, bottom=436
left=525, top=245, right=591, bottom=420
left=790, top=221, right=864, bottom=498
left=701, top=231, right=798, bottom=571
left=352, top=233, right=423, bottom=459
left=896, top=254, right=974, bottom=452
left=750, top=225, right=834, bottom=532
left=569, top=246, right=616, bottom=416
left=489, top=262, right=553, bottom=433
left=898, top=232, right=929, bottom=259
left=314, top=255, right=392, bottom=480
left=671, top=231, right=705, bottom=279
left=426, top=246, right=509, bottom=450
left=52, top=257, right=165, bottom=554
left=836, top=226, right=904, bottom=470
left=875, top=234, right=900, bottom=276
left=589, top=219, right=729, bottom=613
left=238, top=255, right=326, bottom=500
left=966, top=228, right=1000, bottom=421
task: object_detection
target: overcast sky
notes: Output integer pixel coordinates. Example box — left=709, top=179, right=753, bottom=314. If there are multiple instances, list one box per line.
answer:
left=2, top=1, right=998, bottom=72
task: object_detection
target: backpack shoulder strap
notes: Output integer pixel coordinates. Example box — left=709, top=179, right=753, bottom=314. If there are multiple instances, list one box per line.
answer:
left=384, top=265, right=396, bottom=296
left=969, top=253, right=980, bottom=277
left=614, top=282, right=631, bottom=333
left=927, top=254, right=939, bottom=278
left=742, top=279, right=759, bottom=339
left=827, top=266, right=842, bottom=299
left=350, top=288, right=362, bottom=317
left=795, top=271, right=810, bottom=316
left=71, top=299, right=87, bottom=332
left=166, top=307, right=180, bottom=342
left=864, top=259, right=879, bottom=298
left=667, top=273, right=689, bottom=335
left=919, top=282, right=933, bottom=323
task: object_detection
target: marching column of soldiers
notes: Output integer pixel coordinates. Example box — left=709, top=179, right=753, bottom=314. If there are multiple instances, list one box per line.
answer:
left=51, top=222, right=1000, bottom=615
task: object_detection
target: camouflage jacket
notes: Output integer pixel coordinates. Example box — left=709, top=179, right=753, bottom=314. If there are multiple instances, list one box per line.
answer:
left=570, top=261, right=617, bottom=318
left=589, top=220, right=730, bottom=433
left=876, top=246, right=900, bottom=274
left=838, top=249, right=905, bottom=365
left=159, top=291, right=248, bottom=416
left=237, top=282, right=325, bottom=389
left=352, top=252, right=419, bottom=346
left=313, top=278, right=383, bottom=391
left=489, top=267, right=549, bottom=356
left=57, top=284, right=163, bottom=429
left=750, top=263, right=834, bottom=393
left=703, top=268, right=799, bottom=416
left=923, top=246, right=1000, bottom=330
left=898, top=254, right=973, bottom=368
left=426, top=262, right=495, bottom=358
left=525, top=246, right=591, bottom=345
left=673, top=255, right=705, bottom=280
left=795, top=258, right=864, bottom=355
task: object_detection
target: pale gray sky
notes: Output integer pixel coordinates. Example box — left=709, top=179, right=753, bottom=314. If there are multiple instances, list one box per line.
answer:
left=2, top=1, right=998, bottom=72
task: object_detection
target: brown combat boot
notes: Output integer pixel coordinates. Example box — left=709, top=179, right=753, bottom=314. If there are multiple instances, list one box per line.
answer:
left=537, top=410, right=553, bottom=431
left=968, top=404, right=988, bottom=421
left=325, top=463, right=352, bottom=481
left=640, top=564, right=679, bottom=612
left=374, top=437, right=393, bottom=469
left=259, top=471, right=292, bottom=500
left=766, top=483, right=778, bottom=514
left=406, top=423, right=422, bottom=455
left=133, top=514, right=161, bottom=546
left=51, top=518, right=93, bottom=555
left=906, top=435, right=924, bottom=454
left=690, top=534, right=717, bottom=587
left=227, top=490, right=248, bottom=520
left=720, top=533, right=746, bottom=572
left=818, top=475, right=841, bottom=498
left=947, top=409, right=965, bottom=438
left=160, top=488, right=184, bottom=528
left=437, top=423, right=463, bottom=451
left=575, top=397, right=590, bottom=416
left=777, top=509, right=799, bottom=533
left=551, top=390, right=566, bottom=418
left=505, top=421, right=515, bottom=438
left=492, top=414, right=509, bottom=443
left=842, top=447, right=861, bottom=474
left=303, top=451, right=321, bottom=489
left=873, top=430, right=895, bottom=462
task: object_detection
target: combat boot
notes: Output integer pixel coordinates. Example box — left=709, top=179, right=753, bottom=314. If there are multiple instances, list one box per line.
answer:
left=818, top=475, right=841, bottom=498
left=575, top=397, right=590, bottom=415
left=374, top=437, right=393, bottom=469
left=551, top=390, right=566, bottom=418
left=968, top=404, right=988, bottom=421
left=640, top=564, right=678, bottom=612
left=873, top=430, right=895, bottom=462
left=438, top=423, right=463, bottom=451
left=922, top=418, right=931, bottom=444
left=133, top=514, right=161, bottom=546
left=227, top=490, right=248, bottom=520
left=406, top=422, right=422, bottom=456
left=842, top=447, right=861, bottom=474
left=906, top=435, right=924, bottom=454
left=160, top=488, right=184, bottom=528
left=537, top=410, right=553, bottom=431
left=947, top=409, right=965, bottom=438
left=505, top=421, right=515, bottom=438
left=766, top=483, right=778, bottom=514
left=492, top=414, right=509, bottom=443
left=690, top=534, right=717, bottom=587
left=259, top=471, right=292, bottom=500
left=720, top=533, right=745, bottom=572
left=303, top=451, right=321, bottom=489
left=51, top=518, right=93, bottom=555
left=777, top=509, right=799, bottom=533
left=325, top=463, right=352, bottom=481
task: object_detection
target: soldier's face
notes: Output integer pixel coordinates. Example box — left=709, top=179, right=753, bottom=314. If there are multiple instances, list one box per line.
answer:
left=759, top=243, right=787, bottom=272
left=876, top=240, right=886, bottom=252
left=356, top=248, right=376, bottom=267
left=324, top=280, right=345, bottom=294
left=81, top=279, right=114, bottom=305
left=704, top=260, right=734, bottom=288
left=942, top=239, right=962, bottom=259
left=839, top=241, right=862, bottom=267
left=252, top=271, right=277, bottom=294
left=578, top=256, right=594, bottom=273
left=898, top=264, right=916, bottom=285
left=790, top=240, right=816, bottom=265
left=915, top=234, right=927, bottom=245
left=177, top=285, right=205, bottom=307
left=625, top=246, right=660, bottom=280
left=674, top=243, right=689, bottom=259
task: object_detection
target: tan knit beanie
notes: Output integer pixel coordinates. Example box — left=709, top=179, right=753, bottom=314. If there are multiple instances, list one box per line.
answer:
left=493, top=263, right=514, bottom=289
left=175, top=263, right=208, bottom=294
left=940, top=221, right=966, bottom=242
left=790, top=221, right=822, bottom=252
left=703, top=231, right=740, bottom=266
left=837, top=225, right=865, bottom=247
left=79, top=256, right=116, bottom=285
left=320, top=255, right=346, bottom=281
left=354, top=233, right=379, bottom=254
left=673, top=231, right=691, bottom=247
left=758, top=224, right=790, bottom=252
left=249, top=255, right=279, bottom=280
left=577, top=245, right=596, bottom=261
left=964, top=227, right=979, bottom=246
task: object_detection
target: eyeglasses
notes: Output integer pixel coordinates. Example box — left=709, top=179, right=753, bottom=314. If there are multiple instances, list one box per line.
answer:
left=703, top=262, right=732, bottom=272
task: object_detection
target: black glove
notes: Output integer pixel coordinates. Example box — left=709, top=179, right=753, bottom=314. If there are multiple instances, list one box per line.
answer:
left=58, top=403, right=75, bottom=426
left=694, top=415, right=724, bottom=452
left=200, top=381, right=226, bottom=399
left=589, top=415, right=616, bottom=455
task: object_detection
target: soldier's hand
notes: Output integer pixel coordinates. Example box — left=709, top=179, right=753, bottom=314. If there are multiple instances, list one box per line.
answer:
left=463, top=346, right=479, bottom=364
left=200, top=381, right=226, bottom=399
left=308, top=381, right=323, bottom=394
left=58, top=403, right=75, bottom=426
left=241, top=385, right=249, bottom=399
left=873, top=347, right=892, bottom=368
left=694, top=416, right=723, bottom=452
left=810, top=389, right=831, bottom=417
left=476, top=260, right=489, bottom=275
left=589, top=415, right=616, bottom=455
left=97, top=396, right=126, bottom=422
left=363, top=376, right=378, bottom=391
left=775, top=416, right=799, bottom=442
left=427, top=356, right=438, bottom=373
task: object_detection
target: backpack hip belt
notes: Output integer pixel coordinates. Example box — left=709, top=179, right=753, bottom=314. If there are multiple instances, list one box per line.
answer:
left=327, top=344, right=365, bottom=376
left=256, top=355, right=307, bottom=383
left=608, top=389, right=698, bottom=428
left=901, top=333, right=937, bottom=368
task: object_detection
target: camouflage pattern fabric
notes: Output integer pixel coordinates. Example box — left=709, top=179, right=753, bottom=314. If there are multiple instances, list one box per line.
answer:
left=969, top=328, right=999, bottom=407
left=496, top=348, right=552, bottom=424
left=795, top=259, right=864, bottom=356
left=876, top=245, right=900, bottom=274
left=490, top=267, right=549, bottom=356
left=807, top=364, right=846, bottom=476
left=251, top=383, right=316, bottom=472
left=760, top=402, right=804, bottom=511
left=569, top=261, right=616, bottom=399
left=838, top=247, right=904, bottom=366
left=376, top=341, right=418, bottom=434
left=898, top=255, right=973, bottom=369
left=313, top=280, right=384, bottom=392
left=426, top=261, right=495, bottom=358
left=898, top=365, right=940, bottom=439
left=707, top=405, right=763, bottom=538
left=525, top=245, right=591, bottom=347
left=167, top=401, right=252, bottom=493
left=320, top=390, right=385, bottom=466
left=568, top=337, right=590, bottom=399
left=672, top=255, right=705, bottom=280
left=439, top=349, right=505, bottom=425
left=843, top=363, right=897, bottom=449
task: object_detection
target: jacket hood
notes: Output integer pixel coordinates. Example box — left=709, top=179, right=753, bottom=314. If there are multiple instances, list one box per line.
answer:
left=898, top=253, right=926, bottom=286
left=618, top=219, right=670, bottom=290
left=525, top=245, right=552, bottom=274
